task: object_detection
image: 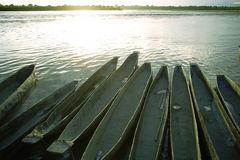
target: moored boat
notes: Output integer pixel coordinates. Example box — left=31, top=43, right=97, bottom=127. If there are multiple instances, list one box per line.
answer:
left=0, top=80, right=78, bottom=152
left=190, top=64, right=240, bottom=159
left=216, top=75, right=240, bottom=138
left=81, top=63, right=152, bottom=160
left=129, top=66, right=170, bottom=160
left=0, top=64, right=36, bottom=123
left=46, top=52, right=138, bottom=156
left=22, top=57, right=118, bottom=144
left=170, top=65, right=200, bottom=160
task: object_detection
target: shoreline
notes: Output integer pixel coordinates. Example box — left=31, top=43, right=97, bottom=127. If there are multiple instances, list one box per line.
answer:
left=0, top=5, right=240, bottom=12
left=1, top=10, right=240, bottom=13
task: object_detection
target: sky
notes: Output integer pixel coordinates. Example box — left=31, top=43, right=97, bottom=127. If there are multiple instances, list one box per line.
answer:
left=1, top=0, right=240, bottom=6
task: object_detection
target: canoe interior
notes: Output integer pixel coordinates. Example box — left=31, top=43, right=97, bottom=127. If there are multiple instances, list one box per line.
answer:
left=0, top=82, right=21, bottom=105
left=0, top=64, right=36, bottom=125
left=23, top=57, right=118, bottom=144
left=0, top=80, right=78, bottom=152
left=129, top=66, right=169, bottom=160
left=45, top=56, right=118, bottom=122
left=217, top=75, right=240, bottom=131
left=0, top=64, right=35, bottom=105
left=46, top=52, right=138, bottom=154
left=81, top=63, right=152, bottom=160
left=190, top=64, right=240, bottom=159
left=113, top=122, right=136, bottom=160
left=58, top=52, right=137, bottom=141
left=170, top=65, right=200, bottom=160
left=159, top=127, right=171, bottom=160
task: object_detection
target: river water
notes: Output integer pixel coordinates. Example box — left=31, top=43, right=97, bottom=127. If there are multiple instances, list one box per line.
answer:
left=0, top=10, right=239, bottom=110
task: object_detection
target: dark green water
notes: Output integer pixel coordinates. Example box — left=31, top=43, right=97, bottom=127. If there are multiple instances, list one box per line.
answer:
left=0, top=10, right=239, bottom=109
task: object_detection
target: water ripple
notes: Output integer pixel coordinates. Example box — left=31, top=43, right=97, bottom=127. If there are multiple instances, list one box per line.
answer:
left=0, top=11, right=239, bottom=107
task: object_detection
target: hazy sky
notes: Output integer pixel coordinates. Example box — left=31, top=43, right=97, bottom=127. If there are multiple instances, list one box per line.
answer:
left=1, top=0, right=240, bottom=6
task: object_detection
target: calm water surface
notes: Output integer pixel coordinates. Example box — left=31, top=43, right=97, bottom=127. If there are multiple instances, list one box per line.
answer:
left=0, top=11, right=239, bottom=110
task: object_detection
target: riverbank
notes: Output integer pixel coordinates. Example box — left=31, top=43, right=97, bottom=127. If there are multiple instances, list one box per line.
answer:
left=0, top=4, right=240, bottom=12
left=0, top=5, right=122, bottom=11
left=122, top=6, right=240, bottom=12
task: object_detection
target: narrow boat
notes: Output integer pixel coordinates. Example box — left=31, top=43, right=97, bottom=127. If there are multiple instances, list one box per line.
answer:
left=0, top=80, right=78, bottom=152
left=216, top=75, right=240, bottom=139
left=0, top=64, right=36, bottom=123
left=159, top=127, right=170, bottom=160
left=113, top=127, right=135, bottom=160
left=81, top=63, right=152, bottom=160
left=190, top=64, right=240, bottom=159
left=22, top=57, right=118, bottom=144
left=129, top=66, right=170, bottom=160
left=170, top=65, right=200, bottom=160
left=46, top=52, right=138, bottom=155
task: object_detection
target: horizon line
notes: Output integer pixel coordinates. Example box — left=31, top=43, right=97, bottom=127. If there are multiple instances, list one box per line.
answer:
left=0, top=4, right=240, bottom=7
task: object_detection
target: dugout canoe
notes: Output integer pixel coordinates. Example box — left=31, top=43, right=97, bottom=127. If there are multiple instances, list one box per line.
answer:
left=0, top=80, right=78, bottom=152
left=129, top=66, right=170, bottom=160
left=0, top=64, right=36, bottom=123
left=47, top=52, right=138, bottom=155
left=22, top=57, right=118, bottom=144
left=170, top=65, right=200, bottom=160
left=81, top=63, right=152, bottom=160
left=190, top=64, right=240, bottom=159
left=216, top=75, right=240, bottom=134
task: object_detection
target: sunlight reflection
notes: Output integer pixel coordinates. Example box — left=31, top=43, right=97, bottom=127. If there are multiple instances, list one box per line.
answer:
left=46, top=12, right=122, bottom=55
left=43, top=11, right=150, bottom=57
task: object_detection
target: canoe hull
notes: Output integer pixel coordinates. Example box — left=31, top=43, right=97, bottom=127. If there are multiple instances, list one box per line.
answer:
left=0, top=64, right=36, bottom=123
left=170, top=65, right=200, bottom=160
left=81, top=63, right=152, bottom=160
left=47, top=52, right=139, bottom=155
left=190, top=64, right=240, bottom=159
left=129, top=66, right=170, bottom=160
left=216, top=75, right=240, bottom=139
left=22, top=57, right=118, bottom=145
left=0, top=81, right=78, bottom=153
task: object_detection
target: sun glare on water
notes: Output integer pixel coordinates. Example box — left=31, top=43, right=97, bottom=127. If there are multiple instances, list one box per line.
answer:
left=41, top=11, right=149, bottom=58
left=45, top=12, right=126, bottom=55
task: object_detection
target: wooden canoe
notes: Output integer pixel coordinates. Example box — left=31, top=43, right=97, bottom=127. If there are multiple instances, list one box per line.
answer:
left=170, top=65, right=200, bottom=160
left=0, top=80, right=78, bottom=152
left=46, top=52, right=138, bottom=155
left=159, top=127, right=171, bottom=160
left=190, top=64, right=240, bottom=159
left=81, top=63, right=152, bottom=160
left=112, top=126, right=135, bottom=160
left=129, top=66, right=170, bottom=160
left=0, top=64, right=36, bottom=123
left=22, top=57, right=118, bottom=144
left=216, top=75, right=240, bottom=135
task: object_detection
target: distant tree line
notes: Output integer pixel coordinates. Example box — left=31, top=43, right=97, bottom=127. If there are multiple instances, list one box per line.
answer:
left=121, top=5, right=240, bottom=11
left=0, top=4, right=239, bottom=11
left=0, top=4, right=122, bottom=11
